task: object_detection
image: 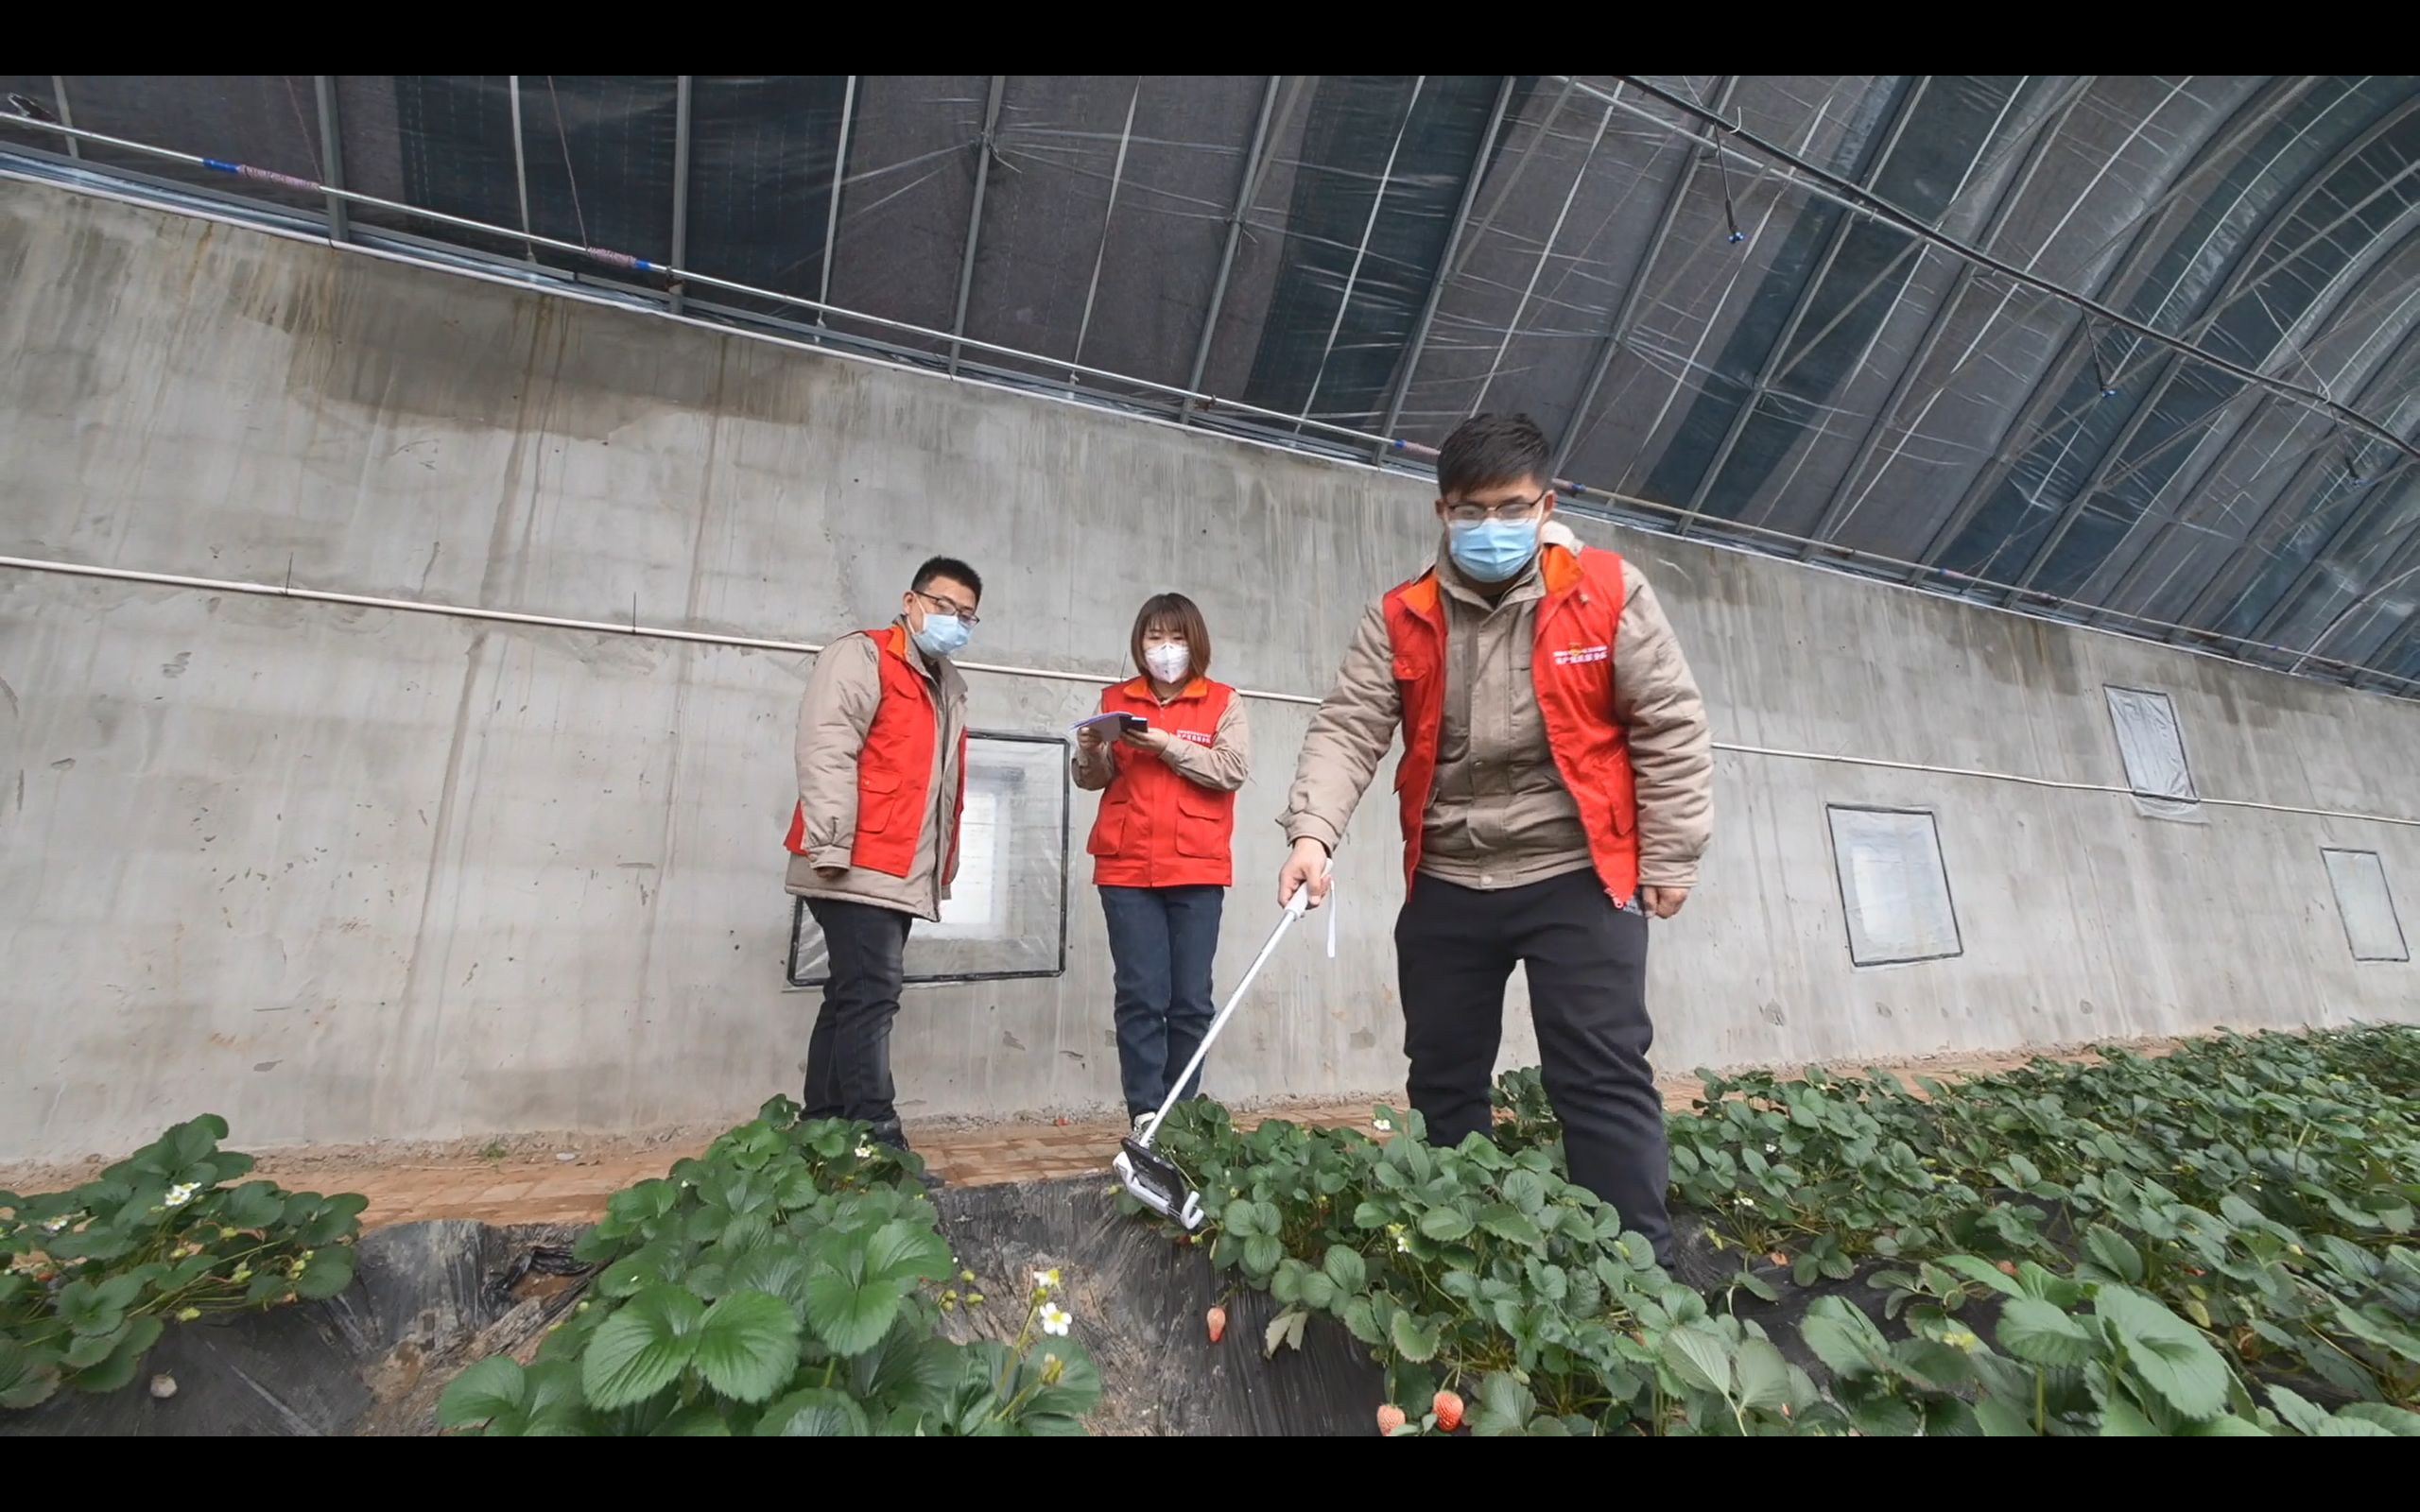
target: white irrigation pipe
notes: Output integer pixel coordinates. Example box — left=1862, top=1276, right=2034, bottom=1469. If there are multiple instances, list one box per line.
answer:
left=2, top=120, right=2414, bottom=697
left=8, top=552, right=2414, bottom=831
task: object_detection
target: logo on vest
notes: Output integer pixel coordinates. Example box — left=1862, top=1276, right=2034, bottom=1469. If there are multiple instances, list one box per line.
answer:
left=1551, top=644, right=1610, bottom=666
left=1177, top=729, right=1216, bottom=746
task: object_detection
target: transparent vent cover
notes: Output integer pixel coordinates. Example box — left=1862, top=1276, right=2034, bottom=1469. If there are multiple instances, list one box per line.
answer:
left=2105, top=686, right=2201, bottom=820
left=2322, top=849, right=2410, bottom=963
left=1827, top=806, right=1963, bottom=967
left=788, top=732, right=1069, bottom=987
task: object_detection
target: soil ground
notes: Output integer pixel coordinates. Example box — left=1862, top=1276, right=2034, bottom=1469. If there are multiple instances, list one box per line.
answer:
left=2, top=1039, right=2179, bottom=1228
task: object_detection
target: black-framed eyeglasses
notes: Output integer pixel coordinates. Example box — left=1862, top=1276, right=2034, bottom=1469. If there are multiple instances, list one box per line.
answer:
left=913, top=590, right=980, bottom=627
left=1444, top=488, right=1551, bottom=525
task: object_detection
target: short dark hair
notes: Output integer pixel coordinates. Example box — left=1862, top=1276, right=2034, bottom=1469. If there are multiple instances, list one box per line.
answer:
left=911, top=556, right=982, bottom=603
left=1437, top=413, right=1551, bottom=500
left=1130, top=593, right=1212, bottom=681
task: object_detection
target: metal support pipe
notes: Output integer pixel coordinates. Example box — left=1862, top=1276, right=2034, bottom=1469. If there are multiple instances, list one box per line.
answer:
left=947, top=76, right=1007, bottom=377
left=2007, top=97, right=2420, bottom=599
left=2100, top=295, right=2420, bottom=631
left=820, top=75, right=857, bottom=330
left=507, top=75, right=536, bottom=263
left=1672, top=77, right=1929, bottom=539
left=1300, top=77, right=1426, bottom=431
left=1798, top=76, right=2095, bottom=558
left=1183, top=76, right=1287, bottom=423
left=1373, top=74, right=1515, bottom=453
left=1447, top=78, right=1574, bottom=290
left=1592, top=74, right=2417, bottom=465
left=2286, top=509, right=2420, bottom=673
left=2361, top=599, right=2420, bottom=687
left=1547, top=77, right=1738, bottom=483
left=2173, top=319, right=2420, bottom=637
left=1470, top=96, right=1614, bottom=420
left=48, top=77, right=76, bottom=160
left=2098, top=259, right=2420, bottom=621
left=7, top=549, right=2413, bottom=828
left=0, top=112, right=1377, bottom=452
left=1907, top=77, right=2319, bottom=578
left=312, top=76, right=348, bottom=243
left=8, top=107, right=2419, bottom=698
left=2252, top=472, right=2420, bottom=644
left=668, top=76, right=693, bottom=315
left=1072, top=77, right=1142, bottom=374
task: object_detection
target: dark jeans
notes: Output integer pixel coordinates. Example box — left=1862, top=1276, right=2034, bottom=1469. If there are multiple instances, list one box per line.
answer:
left=801, top=897, right=914, bottom=1138
left=1394, top=868, right=1675, bottom=1269
left=1099, top=885, right=1226, bottom=1120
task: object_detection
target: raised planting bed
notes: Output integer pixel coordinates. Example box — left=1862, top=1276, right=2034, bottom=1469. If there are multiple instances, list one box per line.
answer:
left=1132, top=1025, right=2420, bottom=1435
left=9, top=1026, right=2419, bottom=1435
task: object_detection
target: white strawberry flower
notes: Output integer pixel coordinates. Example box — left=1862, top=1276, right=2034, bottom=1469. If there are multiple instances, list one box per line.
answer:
left=164, top=1182, right=200, bottom=1209
left=1040, top=1302, right=1072, bottom=1337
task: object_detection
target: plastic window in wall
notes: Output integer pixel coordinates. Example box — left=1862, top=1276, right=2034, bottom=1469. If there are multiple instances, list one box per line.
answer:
left=1826, top=806, right=1963, bottom=967
left=2104, top=686, right=2202, bottom=822
left=2321, top=849, right=2410, bottom=963
left=788, top=733, right=1070, bottom=987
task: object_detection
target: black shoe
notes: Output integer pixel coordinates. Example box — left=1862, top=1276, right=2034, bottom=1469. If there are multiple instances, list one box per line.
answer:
left=867, top=1120, right=946, bottom=1192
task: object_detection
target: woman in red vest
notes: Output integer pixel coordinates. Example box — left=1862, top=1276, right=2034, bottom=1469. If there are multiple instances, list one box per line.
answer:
left=1073, top=593, right=1251, bottom=1134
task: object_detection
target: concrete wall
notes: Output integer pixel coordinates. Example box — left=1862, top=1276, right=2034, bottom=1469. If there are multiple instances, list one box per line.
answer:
left=3, top=183, right=2415, bottom=1162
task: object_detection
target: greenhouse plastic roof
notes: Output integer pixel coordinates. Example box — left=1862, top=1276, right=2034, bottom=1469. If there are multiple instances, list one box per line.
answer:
left=5, top=75, right=2419, bottom=696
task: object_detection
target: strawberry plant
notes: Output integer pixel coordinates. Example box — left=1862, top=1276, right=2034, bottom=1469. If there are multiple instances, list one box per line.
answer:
left=1140, top=1100, right=1820, bottom=1435
left=1810, top=1253, right=2419, bottom=1436
left=437, top=1097, right=1100, bottom=1435
left=1134, top=1026, right=2420, bottom=1436
left=2, top=1115, right=367, bottom=1411
left=1668, top=1028, right=2420, bottom=1412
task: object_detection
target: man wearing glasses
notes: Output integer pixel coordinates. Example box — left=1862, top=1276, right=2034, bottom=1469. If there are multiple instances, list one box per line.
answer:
left=1278, top=414, right=1712, bottom=1270
left=785, top=556, right=984, bottom=1181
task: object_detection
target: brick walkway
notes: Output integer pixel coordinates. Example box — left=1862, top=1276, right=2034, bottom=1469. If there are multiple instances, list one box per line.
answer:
left=242, top=1103, right=1391, bottom=1229
left=12, top=1041, right=2168, bottom=1232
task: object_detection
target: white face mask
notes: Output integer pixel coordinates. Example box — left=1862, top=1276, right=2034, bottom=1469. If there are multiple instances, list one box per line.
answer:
left=1144, top=643, right=1191, bottom=684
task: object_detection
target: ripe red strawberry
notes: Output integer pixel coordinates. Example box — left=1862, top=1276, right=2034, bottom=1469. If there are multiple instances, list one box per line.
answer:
left=1432, top=1390, right=1464, bottom=1432
left=1376, top=1404, right=1407, bottom=1435
left=1205, top=1306, right=1226, bottom=1344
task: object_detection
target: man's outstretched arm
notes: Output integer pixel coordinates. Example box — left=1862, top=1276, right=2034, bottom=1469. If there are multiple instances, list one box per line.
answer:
left=1279, top=602, right=1402, bottom=905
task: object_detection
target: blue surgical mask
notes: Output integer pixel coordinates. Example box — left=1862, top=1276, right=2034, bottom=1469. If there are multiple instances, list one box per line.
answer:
left=1447, top=519, right=1541, bottom=584
left=911, top=612, right=971, bottom=660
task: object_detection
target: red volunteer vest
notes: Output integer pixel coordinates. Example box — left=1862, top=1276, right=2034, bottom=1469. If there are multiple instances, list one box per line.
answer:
left=1383, top=543, right=1639, bottom=902
left=1085, top=678, right=1238, bottom=889
left=784, top=627, right=968, bottom=880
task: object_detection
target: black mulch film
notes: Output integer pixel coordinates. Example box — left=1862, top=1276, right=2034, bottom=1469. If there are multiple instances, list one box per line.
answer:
left=0, top=1177, right=2133, bottom=1438
left=12, top=1170, right=2373, bottom=1436
left=0, top=1221, right=591, bottom=1438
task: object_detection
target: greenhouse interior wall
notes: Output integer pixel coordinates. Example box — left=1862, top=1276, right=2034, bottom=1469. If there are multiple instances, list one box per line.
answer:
left=1, top=180, right=2415, bottom=1164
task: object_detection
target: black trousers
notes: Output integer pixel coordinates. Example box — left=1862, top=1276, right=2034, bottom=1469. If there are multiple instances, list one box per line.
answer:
left=1394, top=868, right=1674, bottom=1268
left=801, top=897, right=915, bottom=1138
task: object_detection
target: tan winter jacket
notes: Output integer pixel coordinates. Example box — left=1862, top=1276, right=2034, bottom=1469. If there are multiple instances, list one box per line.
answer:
left=1283, top=521, right=1714, bottom=890
left=785, top=620, right=970, bottom=921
